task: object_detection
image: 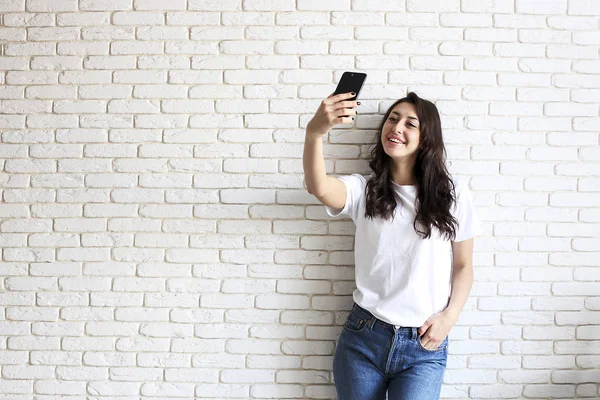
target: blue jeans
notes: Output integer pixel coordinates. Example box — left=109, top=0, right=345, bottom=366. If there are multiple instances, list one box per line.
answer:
left=333, top=303, right=448, bottom=400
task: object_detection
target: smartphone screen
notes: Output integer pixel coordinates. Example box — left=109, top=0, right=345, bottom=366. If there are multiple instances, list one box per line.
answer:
left=333, top=71, right=367, bottom=101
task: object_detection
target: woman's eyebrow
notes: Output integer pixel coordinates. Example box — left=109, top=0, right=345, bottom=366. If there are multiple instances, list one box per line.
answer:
left=391, top=111, right=419, bottom=122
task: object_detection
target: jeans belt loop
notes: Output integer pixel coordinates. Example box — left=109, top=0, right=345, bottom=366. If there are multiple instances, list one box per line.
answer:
left=367, top=317, right=376, bottom=331
left=411, top=327, right=418, bottom=339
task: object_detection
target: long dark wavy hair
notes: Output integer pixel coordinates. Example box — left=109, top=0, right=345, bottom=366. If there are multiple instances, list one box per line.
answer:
left=364, top=92, right=459, bottom=241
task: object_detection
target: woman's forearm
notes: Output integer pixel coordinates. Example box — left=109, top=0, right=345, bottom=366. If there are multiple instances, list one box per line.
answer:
left=444, top=264, right=473, bottom=321
left=302, top=134, right=328, bottom=196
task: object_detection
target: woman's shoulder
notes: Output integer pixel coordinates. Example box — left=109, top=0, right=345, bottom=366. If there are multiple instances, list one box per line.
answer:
left=339, top=172, right=368, bottom=187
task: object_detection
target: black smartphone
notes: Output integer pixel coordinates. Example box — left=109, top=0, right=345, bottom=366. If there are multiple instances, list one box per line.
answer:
left=333, top=71, right=367, bottom=101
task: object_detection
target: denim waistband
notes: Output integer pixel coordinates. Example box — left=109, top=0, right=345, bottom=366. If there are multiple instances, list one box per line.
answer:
left=351, top=302, right=419, bottom=337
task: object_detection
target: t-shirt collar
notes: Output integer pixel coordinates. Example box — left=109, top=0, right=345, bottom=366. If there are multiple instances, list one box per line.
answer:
left=390, top=179, right=417, bottom=193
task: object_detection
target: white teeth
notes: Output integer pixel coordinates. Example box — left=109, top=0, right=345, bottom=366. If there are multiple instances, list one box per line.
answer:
left=389, top=138, right=402, bottom=144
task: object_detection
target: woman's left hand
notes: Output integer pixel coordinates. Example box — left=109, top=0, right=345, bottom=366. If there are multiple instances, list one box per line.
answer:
left=417, top=310, right=458, bottom=350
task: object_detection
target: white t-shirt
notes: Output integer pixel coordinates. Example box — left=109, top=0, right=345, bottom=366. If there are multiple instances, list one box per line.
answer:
left=325, top=173, right=478, bottom=327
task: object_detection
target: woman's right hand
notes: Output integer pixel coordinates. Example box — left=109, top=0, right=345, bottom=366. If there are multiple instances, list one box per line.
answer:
left=306, top=92, right=359, bottom=139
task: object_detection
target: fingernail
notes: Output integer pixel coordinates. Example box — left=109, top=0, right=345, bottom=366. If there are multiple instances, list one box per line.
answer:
left=351, top=92, right=356, bottom=95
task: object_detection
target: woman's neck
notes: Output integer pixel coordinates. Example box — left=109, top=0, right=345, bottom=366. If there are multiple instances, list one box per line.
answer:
left=390, top=160, right=417, bottom=186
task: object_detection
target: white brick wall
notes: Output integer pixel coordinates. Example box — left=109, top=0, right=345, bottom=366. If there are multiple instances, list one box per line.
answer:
left=0, top=1, right=599, bottom=399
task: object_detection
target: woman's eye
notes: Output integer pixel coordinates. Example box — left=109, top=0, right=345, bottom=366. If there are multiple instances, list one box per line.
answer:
left=388, top=117, right=396, bottom=122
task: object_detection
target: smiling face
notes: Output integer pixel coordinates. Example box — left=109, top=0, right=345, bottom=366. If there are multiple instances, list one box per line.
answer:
left=381, top=101, right=421, bottom=160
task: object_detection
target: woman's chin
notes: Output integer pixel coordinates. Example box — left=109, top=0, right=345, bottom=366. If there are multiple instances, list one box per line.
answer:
left=383, top=145, right=416, bottom=160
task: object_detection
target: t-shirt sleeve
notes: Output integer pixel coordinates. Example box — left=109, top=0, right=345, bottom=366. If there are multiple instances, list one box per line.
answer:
left=324, top=173, right=365, bottom=221
left=452, top=182, right=479, bottom=242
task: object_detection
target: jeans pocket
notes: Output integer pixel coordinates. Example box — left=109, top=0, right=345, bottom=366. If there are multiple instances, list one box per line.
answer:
left=417, top=335, right=448, bottom=352
left=343, top=312, right=368, bottom=332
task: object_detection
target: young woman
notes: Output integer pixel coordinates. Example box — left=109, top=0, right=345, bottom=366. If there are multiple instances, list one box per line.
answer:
left=303, top=91, right=478, bottom=400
